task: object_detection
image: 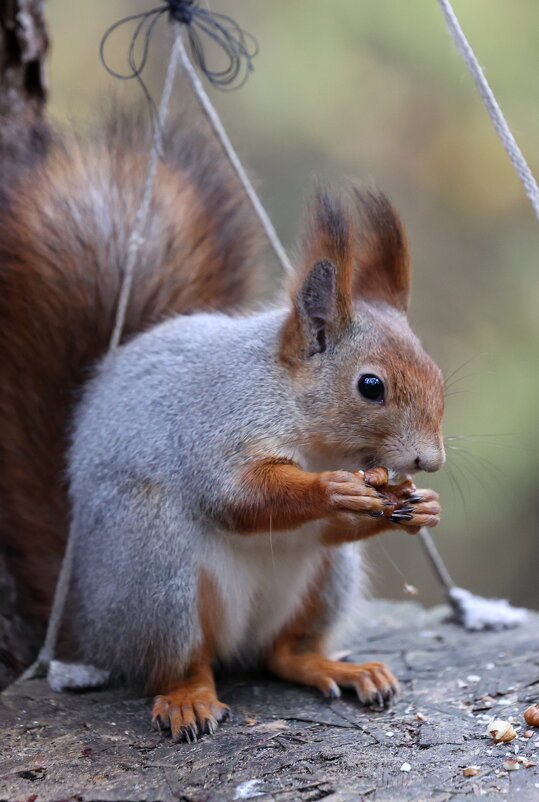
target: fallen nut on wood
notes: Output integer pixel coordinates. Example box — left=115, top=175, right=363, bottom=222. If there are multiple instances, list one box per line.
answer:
left=523, top=705, right=539, bottom=727
left=463, top=766, right=481, bottom=777
left=486, top=719, right=517, bottom=743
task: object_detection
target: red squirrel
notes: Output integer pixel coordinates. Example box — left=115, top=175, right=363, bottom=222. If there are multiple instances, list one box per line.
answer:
left=0, top=109, right=443, bottom=741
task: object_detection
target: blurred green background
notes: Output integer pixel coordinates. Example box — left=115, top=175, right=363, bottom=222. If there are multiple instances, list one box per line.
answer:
left=47, top=1, right=538, bottom=609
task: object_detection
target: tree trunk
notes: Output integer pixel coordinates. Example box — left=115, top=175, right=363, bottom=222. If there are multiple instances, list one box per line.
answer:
left=0, top=0, right=48, bottom=156
left=0, top=0, right=49, bottom=688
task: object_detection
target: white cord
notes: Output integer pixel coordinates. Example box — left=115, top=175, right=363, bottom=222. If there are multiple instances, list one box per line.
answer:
left=176, top=35, right=294, bottom=276
left=109, top=26, right=183, bottom=350
left=437, top=0, right=539, bottom=221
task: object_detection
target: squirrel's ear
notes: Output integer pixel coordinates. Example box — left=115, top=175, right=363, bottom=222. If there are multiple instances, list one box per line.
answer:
left=297, top=187, right=354, bottom=323
left=279, top=259, right=337, bottom=364
left=352, top=189, right=411, bottom=311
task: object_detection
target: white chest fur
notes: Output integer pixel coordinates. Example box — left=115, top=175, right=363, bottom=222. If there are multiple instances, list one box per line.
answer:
left=199, top=525, right=325, bottom=663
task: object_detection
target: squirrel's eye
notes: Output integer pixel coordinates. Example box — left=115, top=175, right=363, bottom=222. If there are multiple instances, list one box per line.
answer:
left=357, top=374, right=385, bottom=403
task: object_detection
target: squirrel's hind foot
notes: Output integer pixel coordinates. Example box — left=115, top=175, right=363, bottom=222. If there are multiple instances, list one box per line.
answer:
left=151, top=667, right=230, bottom=742
left=268, top=649, right=399, bottom=710
left=152, top=690, right=230, bottom=743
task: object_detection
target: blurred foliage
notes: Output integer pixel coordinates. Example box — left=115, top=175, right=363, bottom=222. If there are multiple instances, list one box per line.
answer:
left=47, top=1, right=538, bottom=609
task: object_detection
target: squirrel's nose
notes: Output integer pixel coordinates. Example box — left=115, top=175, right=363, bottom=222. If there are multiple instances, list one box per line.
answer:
left=414, top=445, right=445, bottom=473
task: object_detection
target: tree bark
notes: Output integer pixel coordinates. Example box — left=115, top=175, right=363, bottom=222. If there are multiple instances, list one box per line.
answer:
left=0, top=0, right=49, bottom=688
left=0, top=0, right=48, bottom=157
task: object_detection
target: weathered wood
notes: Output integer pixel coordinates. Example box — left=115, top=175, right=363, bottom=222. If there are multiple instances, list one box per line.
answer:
left=1, top=601, right=538, bottom=801
left=0, top=554, right=41, bottom=689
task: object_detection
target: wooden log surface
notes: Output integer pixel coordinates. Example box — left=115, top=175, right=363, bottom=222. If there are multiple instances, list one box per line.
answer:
left=1, top=600, right=538, bottom=801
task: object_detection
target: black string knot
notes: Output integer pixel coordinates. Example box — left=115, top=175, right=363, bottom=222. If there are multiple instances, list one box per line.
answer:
left=100, top=0, right=258, bottom=93
left=167, top=0, right=194, bottom=26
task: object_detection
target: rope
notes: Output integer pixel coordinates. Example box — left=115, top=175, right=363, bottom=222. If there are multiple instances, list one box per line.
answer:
left=418, top=527, right=455, bottom=591
left=437, top=0, right=539, bottom=221
left=19, top=523, right=77, bottom=680
left=109, top=25, right=182, bottom=351
left=421, top=0, right=539, bottom=621
left=176, top=35, right=293, bottom=276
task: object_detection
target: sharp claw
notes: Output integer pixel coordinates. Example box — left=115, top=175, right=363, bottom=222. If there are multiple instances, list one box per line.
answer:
left=181, top=724, right=198, bottom=743
left=389, top=513, right=413, bottom=522
left=202, top=715, right=218, bottom=735
left=369, top=510, right=384, bottom=518
left=397, top=506, right=414, bottom=514
left=216, top=706, right=230, bottom=723
left=407, top=495, right=423, bottom=503
left=324, top=680, right=341, bottom=700
left=154, top=714, right=170, bottom=732
left=372, top=691, right=384, bottom=708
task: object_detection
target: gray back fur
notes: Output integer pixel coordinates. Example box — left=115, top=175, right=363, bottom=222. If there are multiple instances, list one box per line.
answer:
left=68, top=309, right=305, bottom=686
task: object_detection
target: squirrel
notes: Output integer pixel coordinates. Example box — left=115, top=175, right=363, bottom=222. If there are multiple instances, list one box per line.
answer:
left=0, top=108, right=444, bottom=742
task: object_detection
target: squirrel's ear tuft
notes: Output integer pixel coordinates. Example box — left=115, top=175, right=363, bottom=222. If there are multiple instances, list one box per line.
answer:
left=279, top=259, right=337, bottom=365
left=294, top=187, right=354, bottom=327
left=352, top=189, right=411, bottom=311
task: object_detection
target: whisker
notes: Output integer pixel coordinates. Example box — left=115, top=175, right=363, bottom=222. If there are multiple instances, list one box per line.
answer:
left=376, top=534, right=412, bottom=586
left=444, top=461, right=470, bottom=528
left=269, top=512, right=275, bottom=572
left=443, top=353, right=488, bottom=389
left=447, top=446, right=503, bottom=491
left=444, top=368, right=493, bottom=392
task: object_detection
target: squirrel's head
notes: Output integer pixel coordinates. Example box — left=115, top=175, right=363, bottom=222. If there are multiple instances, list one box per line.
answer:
left=280, top=187, right=445, bottom=477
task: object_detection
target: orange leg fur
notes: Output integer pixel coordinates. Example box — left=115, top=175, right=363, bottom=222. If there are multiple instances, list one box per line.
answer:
left=151, top=568, right=229, bottom=742
left=228, top=459, right=395, bottom=533
left=266, top=557, right=399, bottom=708
left=268, top=643, right=399, bottom=707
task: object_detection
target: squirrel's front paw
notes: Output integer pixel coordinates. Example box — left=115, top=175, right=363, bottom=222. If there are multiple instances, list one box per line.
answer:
left=320, top=470, right=396, bottom=517
left=388, top=488, right=441, bottom=532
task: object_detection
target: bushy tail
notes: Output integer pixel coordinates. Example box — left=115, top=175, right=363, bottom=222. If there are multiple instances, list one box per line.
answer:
left=0, top=107, right=263, bottom=621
